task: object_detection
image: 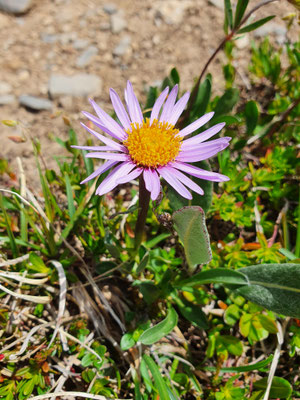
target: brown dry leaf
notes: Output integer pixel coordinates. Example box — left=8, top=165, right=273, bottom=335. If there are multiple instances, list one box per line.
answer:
left=8, top=136, right=26, bottom=143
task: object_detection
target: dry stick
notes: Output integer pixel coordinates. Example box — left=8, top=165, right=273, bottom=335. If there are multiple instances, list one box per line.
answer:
left=268, top=201, right=289, bottom=247
left=27, top=392, right=125, bottom=400
left=178, top=0, right=279, bottom=129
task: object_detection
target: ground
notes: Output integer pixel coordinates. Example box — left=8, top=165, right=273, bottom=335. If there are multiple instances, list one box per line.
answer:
left=0, top=0, right=296, bottom=187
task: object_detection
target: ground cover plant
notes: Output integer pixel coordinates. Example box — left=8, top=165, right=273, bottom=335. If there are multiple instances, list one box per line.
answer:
left=0, top=0, right=299, bottom=399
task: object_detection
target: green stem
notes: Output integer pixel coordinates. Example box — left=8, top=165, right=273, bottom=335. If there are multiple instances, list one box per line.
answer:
left=295, top=189, right=300, bottom=258
left=134, top=175, right=150, bottom=250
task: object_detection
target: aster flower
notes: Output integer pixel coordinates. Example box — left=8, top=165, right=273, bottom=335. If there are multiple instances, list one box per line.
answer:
left=73, top=81, right=230, bottom=200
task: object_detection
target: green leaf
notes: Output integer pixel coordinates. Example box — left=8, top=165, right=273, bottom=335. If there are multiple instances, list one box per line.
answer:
left=173, top=295, right=208, bottom=329
left=234, top=0, right=249, bottom=28
left=0, top=194, right=18, bottom=258
left=279, top=248, right=297, bottom=260
left=170, top=67, right=180, bottom=85
left=29, top=253, right=50, bottom=274
left=134, top=281, right=161, bottom=305
left=145, top=233, right=170, bottom=248
left=120, top=333, right=136, bottom=350
left=204, top=354, right=273, bottom=374
left=224, top=0, right=233, bottom=30
left=245, top=100, right=259, bottom=134
left=172, top=206, right=212, bottom=271
left=257, top=314, right=278, bottom=334
left=214, top=88, right=239, bottom=117
left=139, top=308, right=178, bottom=345
left=136, top=252, right=149, bottom=274
left=224, top=304, right=241, bottom=326
left=168, top=184, right=188, bottom=211
left=217, top=335, right=243, bottom=356
left=64, top=173, right=75, bottom=219
left=253, top=377, right=292, bottom=399
left=176, top=268, right=247, bottom=288
left=142, top=355, right=171, bottom=400
left=192, top=74, right=212, bottom=118
left=237, top=16, right=275, bottom=34
left=236, top=263, right=300, bottom=317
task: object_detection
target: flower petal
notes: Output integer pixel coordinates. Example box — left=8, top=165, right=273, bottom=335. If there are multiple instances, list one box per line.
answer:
left=86, top=152, right=129, bottom=161
left=181, top=136, right=231, bottom=151
left=125, top=81, right=143, bottom=124
left=150, top=87, right=169, bottom=124
left=81, top=160, right=118, bottom=184
left=182, top=122, right=226, bottom=146
left=82, top=112, right=122, bottom=141
left=80, top=123, right=124, bottom=150
left=179, top=112, right=215, bottom=137
left=159, top=84, right=178, bottom=123
left=158, top=166, right=192, bottom=199
left=117, top=167, right=143, bottom=184
left=89, top=98, right=127, bottom=140
left=96, top=162, right=135, bottom=195
left=143, top=168, right=153, bottom=192
left=176, top=143, right=229, bottom=162
left=150, top=169, right=161, bottom=200
left=170, top=161, right=230, bottom=182
left=110, top=88, right=132, bottom=131
left=168, top=91, right=190, bottom=126
left=166, top=166, right=204, bottom=195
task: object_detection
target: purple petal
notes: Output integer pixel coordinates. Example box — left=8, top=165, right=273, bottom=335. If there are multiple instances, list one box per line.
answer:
left=125, top=81, right=143, bottom=124
left=82, top=112, right=122, bottom=141
left=86, top=152, right=129, bottom=161
left=179, top=112, right=215, bottom=137
left=81, top=160, right=118, bottom=184
left=181, top=136, right=231, bottom=151
left=110, top=88, right=132, bottom=131
left=150, top=87, right=169, bottom=124
left=143, top=168, right=153, bottom=192
left=159, top=85, right=178, bottom=123
left=158, top=166, right=192, bottom=200
left=166, top=167, right=204, bottom=195
left=96, top=162, right=135, bottom=195
left=89, top=99, right=127, bottom=140
left=150, top=169, right=161, bottom=200
left=176, top=143, right=229, bottom=162
left=168, top=92, right=190, bottom=126
left=80, top=123, right=125, bottom=150
left=182, top=123, right=226, bottom=146
left=72, top=145, right=117, bottom=152
left=117, top=167, right=143, bottom=184
left=170, top=161, right=230, bottom=182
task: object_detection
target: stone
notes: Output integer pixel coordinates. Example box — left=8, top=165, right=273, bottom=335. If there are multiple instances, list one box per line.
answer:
left=254, top=23, right=287, bottom=44
left=103, top=3, right=117, bottom=14
left=76, top=46, right=98, bottom=68
left=48, top=74, right=102, bottom=97
left=111, top=13, right=127, bottom=34
left=0, top=0, right=32, bottom=14
left=0, top=94, right=15, bottom=105
left=154, top=0, right=193, bottom=25
left=99, top=22, right=110, bottom=31
left=19, top=95, right=53, bottom=111
left=73, top=38, right=90, bottom=50
left=113, top=35, right=131, bottom=56
left=208, top=0, right=224, bottom=10
left=41, top=33, right=58, bottom=44
left=0, top=81, right=12, bottom=95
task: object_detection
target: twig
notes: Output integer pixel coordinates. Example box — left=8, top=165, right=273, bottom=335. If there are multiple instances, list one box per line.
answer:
left=0, top=254, right=29, bottom=267
left=263, top=319, right=289, bottom=400
left=26, top=392, right=125, bottom=400
left=268, top=201, right=289, bottom=247
left=179, top=0, right=279, bottom=128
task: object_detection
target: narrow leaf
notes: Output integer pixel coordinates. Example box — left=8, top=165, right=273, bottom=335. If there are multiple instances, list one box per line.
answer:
left=245, top=100, right=259, bottom=134
left=204, top=354, right=273, bottom=374
left=176, top=268, right=247, bottom=288
left=234, top=0, right=249, bottom=28
left=139, top=308, right=178, bottom=345
left=237, top=16, right=275, bottom=34
left=64, top=173, right=75, bottom=219
left=224, top=0, right=233, bottom=30
left=142, top=354, right=171, bottom=400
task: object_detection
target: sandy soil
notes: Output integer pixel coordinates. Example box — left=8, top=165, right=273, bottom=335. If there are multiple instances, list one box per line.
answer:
left=0, top=0, right=296, bottom=188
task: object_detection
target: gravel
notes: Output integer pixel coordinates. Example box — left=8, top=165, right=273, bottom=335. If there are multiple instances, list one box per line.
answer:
left=111, top=13, right=127, bottom=34
left=19, top=95, right=53, bottom=111
left=48, top=74, right=102, bottom=97
left=76, top=46, right=98, bottom=68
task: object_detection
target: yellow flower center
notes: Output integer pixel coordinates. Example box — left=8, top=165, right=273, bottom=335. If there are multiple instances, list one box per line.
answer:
left=123, top=118, right=182, bottom=168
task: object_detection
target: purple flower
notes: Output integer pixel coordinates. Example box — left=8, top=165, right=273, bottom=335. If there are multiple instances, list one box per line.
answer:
left=74, top=81, right=230, bottom=200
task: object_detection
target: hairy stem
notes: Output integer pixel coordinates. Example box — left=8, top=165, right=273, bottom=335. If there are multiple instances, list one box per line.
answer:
left=135, top=175, right=150, bottom=249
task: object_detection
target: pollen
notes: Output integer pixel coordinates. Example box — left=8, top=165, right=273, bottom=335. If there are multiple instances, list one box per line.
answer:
left=123, top=118, right=182, bottom=168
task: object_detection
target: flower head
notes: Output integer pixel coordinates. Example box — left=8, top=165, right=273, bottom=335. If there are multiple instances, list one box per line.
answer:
left=74, top=81, right=230, bottom=200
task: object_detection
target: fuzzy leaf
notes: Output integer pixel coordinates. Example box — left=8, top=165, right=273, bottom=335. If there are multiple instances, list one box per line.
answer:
left=253, top=377, right=292, bottom=399
left=172, top=206, right=212, bottom=270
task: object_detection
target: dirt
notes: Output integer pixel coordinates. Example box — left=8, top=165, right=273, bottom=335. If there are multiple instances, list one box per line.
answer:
left=0, top=0, right=297, bottom=189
